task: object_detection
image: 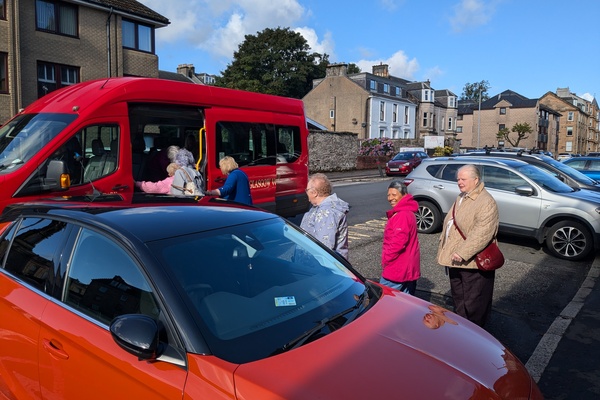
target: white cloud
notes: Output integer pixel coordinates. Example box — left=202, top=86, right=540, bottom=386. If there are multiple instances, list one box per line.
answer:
left=449, top=0, right=497, bottom=33
left=294, top=27, right=336, bottom=57
left=422, top=66, right=445, bottom=83
left=139, top=0, right=308, bottom=62
left=580, top=92, right=595, bottom=102
left=355, top=50, right=419, bottom=80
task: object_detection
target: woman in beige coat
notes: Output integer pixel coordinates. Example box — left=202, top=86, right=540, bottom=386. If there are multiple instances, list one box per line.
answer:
left=437, top=164, right=499, bottom=327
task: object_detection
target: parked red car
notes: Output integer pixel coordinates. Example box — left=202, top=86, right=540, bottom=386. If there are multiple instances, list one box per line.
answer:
left=386, top=151, right=429, bottom=176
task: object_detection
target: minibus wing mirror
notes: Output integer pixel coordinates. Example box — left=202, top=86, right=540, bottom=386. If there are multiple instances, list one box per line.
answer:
left=44, top=160, right=71, bottom=190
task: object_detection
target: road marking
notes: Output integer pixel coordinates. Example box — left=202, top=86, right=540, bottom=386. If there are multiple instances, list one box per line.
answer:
left=524, top=256, right=600, bottom=382
left=347, top=218, right=386, bottom=243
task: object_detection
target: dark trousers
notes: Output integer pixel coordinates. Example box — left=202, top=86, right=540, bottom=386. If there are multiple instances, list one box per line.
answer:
left=448, top=267, right=495, bottom=327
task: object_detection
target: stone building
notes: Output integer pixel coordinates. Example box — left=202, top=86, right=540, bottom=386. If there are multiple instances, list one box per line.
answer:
left=0, top=0, right=169, bottom=123
left=540, top=88, right=600, bottom=155
left=457, top=90, right=560, bottom=152
left=405, top=81, right=458, bottom=144
left=303, top=63, right=417, bottom=140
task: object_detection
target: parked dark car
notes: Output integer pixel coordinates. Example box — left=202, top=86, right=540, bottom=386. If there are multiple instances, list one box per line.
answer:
left=455, top=150, right=600, bottom=191
left=385, top=151, right=428, bottom=176
left=0, top=197, right=542, bottom=399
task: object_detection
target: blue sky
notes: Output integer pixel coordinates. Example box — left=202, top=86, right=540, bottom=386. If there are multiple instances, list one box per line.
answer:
left=139, top=0, right=599, bottom=101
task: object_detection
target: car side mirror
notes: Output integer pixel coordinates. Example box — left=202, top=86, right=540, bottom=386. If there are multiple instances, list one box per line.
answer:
left=515, top=185, right=534, bottom=196
left=45, top=159, right=71, bottom=190
left=110, top=314, right=160, bottom=360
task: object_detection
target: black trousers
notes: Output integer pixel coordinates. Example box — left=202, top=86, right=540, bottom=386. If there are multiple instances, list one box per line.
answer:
left=448, top=267, right=495, bottom=327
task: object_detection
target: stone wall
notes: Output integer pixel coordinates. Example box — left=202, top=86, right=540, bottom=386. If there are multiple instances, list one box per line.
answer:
left=308, top=130, right=358, bottom=172
left=308, top=130, right=433, bottom=172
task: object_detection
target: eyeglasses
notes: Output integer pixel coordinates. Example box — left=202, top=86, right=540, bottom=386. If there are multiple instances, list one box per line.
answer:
left=305, top=187, right=315, bottom=193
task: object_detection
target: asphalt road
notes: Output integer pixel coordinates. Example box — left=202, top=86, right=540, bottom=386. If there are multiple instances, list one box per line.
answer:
left=292, top=178, right=594, bottom=369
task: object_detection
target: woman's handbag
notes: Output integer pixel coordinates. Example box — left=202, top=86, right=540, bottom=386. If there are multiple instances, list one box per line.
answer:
left=452, top=204, right=504, bottom=271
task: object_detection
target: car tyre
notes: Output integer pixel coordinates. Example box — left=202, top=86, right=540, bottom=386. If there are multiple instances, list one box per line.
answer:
left=416, top=201, right=441, bottom=234
left=545, top=220, right=593, bottom=261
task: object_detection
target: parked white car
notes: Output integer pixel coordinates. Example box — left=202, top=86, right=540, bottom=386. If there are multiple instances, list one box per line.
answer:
left=404, top=157, right=600, bottom=261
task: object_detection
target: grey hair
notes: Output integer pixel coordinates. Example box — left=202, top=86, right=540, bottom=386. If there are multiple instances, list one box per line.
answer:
left=388, top=180, right=408, bottom=195
left=309, top=173, right=332, bottom=196
left=458, top=164, right=481, bottom=180
left=167, top=145, right=180, bottom=162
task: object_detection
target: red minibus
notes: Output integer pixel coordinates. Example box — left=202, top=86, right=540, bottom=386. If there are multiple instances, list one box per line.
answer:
left=0, top=77, right=309, bottom=216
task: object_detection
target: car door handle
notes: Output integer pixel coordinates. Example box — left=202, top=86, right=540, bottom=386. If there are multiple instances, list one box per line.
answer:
left=433, top=185, right=445, bottom=189
left=111, top=184, right=129, bottom=191
left=43, top=338, right=70, bottom=360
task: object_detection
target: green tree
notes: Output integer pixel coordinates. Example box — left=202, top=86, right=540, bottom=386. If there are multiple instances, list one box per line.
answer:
left=496, top=122, right=533, bottom=147
left=347, top=63, right=361, bottom=74
left=216, top=27, right=327, bottom=98
left=461, top=80, right=491, bottom=101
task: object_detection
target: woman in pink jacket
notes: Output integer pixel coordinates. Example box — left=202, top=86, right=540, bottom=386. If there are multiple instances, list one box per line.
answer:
left=135, top=163, right=179, bottom=194
left=380, top=180, right=421, bottom=295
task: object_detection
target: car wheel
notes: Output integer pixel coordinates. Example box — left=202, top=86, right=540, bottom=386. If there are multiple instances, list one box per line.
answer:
left=416, top=201, right=441, bottom=234
left=545, top=220, right=593, bottom=261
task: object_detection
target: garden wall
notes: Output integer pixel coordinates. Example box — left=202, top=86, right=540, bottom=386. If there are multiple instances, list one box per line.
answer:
left=308, top=130, right=431, bottom=172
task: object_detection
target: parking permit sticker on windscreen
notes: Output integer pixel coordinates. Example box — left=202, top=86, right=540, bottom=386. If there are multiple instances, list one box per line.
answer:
left=274, top=296, right=296, bottom=307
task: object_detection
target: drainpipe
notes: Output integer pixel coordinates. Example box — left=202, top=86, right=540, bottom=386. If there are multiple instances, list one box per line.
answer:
left=106, top=7, right=113, bottom=77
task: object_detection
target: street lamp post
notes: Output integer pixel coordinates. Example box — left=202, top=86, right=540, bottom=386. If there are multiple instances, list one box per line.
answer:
left=477, top=88, right=482, bottom=149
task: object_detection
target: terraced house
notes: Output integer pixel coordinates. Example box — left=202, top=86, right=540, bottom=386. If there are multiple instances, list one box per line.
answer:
left=0, top=0, right=169, bottom=123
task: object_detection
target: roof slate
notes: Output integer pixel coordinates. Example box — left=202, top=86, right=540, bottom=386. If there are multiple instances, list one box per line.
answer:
left=85, top=0, right=169, bottom=24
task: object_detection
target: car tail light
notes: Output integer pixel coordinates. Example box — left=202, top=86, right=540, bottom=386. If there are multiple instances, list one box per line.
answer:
left=403, top=178, right=414, bottom=186
left=0, top=222, right=11, bottom=235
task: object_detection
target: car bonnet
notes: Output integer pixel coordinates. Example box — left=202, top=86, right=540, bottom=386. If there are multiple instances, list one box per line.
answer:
left=229, top=288, right=534, bottom=399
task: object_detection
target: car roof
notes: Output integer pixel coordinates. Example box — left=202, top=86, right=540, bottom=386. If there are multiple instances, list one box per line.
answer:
left=1, top=198, right=276, bottom=242
left=564, top=156, right=599, bottom=161
left=425, top=156, right=530, bottom=167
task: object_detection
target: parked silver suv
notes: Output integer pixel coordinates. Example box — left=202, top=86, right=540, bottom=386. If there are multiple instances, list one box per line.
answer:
left=403, top=157, right=600, bottom=261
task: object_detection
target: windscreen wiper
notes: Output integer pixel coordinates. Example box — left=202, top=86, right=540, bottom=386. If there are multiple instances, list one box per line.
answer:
left=271, top=289, right=368, bottom=355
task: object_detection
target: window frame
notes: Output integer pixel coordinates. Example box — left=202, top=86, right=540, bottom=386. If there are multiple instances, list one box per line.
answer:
left=0, top=52, right=7, bottom=93
left=37, top=61, right=80, bottom=98
left=568, top=111, right=574, bottom=121
left=500, top=107, right=506, bottom=115
left=0, top=0, right=5, bottom=20
left=35, top=0, right=78, bottom=37
left=122, top=18, right=155, bottom=53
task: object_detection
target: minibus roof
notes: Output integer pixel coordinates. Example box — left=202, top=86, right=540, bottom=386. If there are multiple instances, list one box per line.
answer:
left=20, top=77, right=306, bottom=117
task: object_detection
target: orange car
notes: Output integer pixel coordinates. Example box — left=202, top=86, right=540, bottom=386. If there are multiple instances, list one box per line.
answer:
left=0, top=199, right=542, bottom=399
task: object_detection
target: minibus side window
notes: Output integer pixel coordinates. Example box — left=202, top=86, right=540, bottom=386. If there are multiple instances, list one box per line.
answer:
left=216, top=122, right=276, bottom=167
left=80, top=125, right=120, bottom=183
left=15, top=124, right=119, bottom=197
left=276, top=126, right=301, bottom=163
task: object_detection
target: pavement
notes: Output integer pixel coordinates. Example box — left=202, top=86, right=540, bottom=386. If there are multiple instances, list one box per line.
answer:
left=322, top=168, right=600, bottom=399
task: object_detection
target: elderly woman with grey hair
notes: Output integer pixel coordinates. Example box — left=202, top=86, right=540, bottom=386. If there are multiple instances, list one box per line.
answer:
left=170, top=148, right=204, bottom=196
left=380, top=180, right=421, bottom=295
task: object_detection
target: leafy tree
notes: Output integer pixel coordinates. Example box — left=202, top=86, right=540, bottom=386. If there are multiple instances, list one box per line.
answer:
left=216, top=27, right=327, bottom=98
left=496, top=122, right=533, bottom=147
left=461, top=80, right=491, bottom=101
left=347, top=63, right=361, bottom=74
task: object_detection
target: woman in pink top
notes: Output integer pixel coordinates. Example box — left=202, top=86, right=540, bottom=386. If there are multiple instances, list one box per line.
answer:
left=380, top=180, right=421, bottom=295
left=135, top=163, right=179, bottom=194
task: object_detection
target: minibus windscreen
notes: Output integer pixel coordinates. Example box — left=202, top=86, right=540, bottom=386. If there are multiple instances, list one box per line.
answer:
left=0, top=113, right=77, bottom=172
